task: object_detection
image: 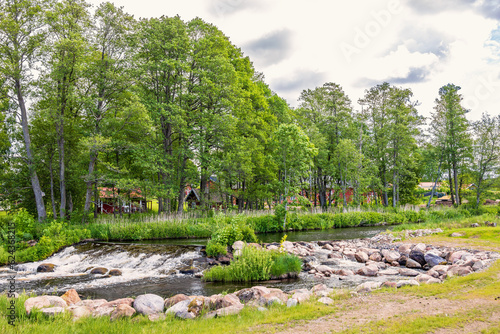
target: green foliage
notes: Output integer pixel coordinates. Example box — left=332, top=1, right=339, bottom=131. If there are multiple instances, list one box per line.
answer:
left=205, top=240, right=227, bottom=257
left=203, top=246, right=301, bottom=282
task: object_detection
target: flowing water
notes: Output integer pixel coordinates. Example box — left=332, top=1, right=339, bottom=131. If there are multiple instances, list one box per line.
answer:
left=0, top=225, right=392, bottom=300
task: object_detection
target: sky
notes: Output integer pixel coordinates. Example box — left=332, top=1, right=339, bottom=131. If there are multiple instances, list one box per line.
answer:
left=86, top=0, right=500, bottom=122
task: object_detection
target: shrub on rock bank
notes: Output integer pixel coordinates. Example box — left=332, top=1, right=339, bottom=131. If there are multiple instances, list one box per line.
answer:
left=203, top=245, right=302, bottom=282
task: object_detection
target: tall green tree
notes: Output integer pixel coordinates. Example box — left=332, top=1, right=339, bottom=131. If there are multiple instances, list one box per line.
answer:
left=80, top=2, right=136, bottom=218
left=298, top=82, right=353, bottom=208
left=359, top=83, right=422, bottom=207
left=0, top=0, right=48, bottom=220
left=41, top=0, right=91, bottom=218
left=272, top=123, right=317, bottom=227
left=470, top=113, right=500, bottom=208
left=431, top=84, right=471, bottom=205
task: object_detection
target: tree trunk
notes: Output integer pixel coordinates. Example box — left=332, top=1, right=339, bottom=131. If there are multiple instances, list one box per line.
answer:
left=177, top=156, right=188, bottom=213
left=84, top=151, right=98, bottom=214
left=57, top=118, right=66, bottom=219
left=427, top=159, right=442, bottom=208
left=448, top=168, right=455, bottom=205
left=16, top=80, right=47, bottom=221
left=453, top=162, right=460, bottom=205
left=49, top=152, right=57, bottom=220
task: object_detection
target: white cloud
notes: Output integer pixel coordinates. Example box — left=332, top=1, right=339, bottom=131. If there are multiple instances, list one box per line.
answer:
left=85, top=0, right=500, bottom=120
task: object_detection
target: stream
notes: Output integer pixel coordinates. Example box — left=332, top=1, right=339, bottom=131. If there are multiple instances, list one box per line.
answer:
left=0, top=225, right=392, bottom=300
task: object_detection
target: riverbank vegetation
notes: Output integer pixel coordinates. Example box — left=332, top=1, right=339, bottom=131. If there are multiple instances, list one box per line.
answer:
left=203, top=246, right=302, bottom=282
left=1, top=205, right=499, bottom=265
left=1, top=226, right=499, bottom=333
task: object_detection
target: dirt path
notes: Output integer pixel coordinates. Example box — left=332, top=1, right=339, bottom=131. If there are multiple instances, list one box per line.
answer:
left=255, top=294, right=498, bottom=334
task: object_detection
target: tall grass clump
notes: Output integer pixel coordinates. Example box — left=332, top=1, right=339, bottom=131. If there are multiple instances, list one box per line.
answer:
left=203, top=246, right=301, bottom=282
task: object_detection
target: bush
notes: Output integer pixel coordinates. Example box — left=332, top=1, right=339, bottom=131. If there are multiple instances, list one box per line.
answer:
left=203, top=246, right=301, bottom=282
left=205, top=240, right=227, bottom=257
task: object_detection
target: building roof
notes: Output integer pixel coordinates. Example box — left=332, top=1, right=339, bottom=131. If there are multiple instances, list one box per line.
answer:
left=99, top=187, right=145, bottom=199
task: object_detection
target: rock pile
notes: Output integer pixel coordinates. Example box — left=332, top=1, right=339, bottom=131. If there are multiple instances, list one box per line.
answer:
left=23, top=284, right=335, bottom=321
left=260, top=230, right=498, bottom=293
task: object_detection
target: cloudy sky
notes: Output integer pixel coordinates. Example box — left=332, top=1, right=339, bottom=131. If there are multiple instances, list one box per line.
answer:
left=87, top=0, right=500, bottom=121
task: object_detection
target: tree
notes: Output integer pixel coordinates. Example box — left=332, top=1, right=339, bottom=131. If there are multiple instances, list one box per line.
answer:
left=80, top=2, right=136, bottom=218
left=359, top=83, right=422, bottom=207
left=431, top=84, right=471, bottom=206
left=272, top=123, right=317, bottom=228
left=298, top=82, right=353, bottom=209
left=40, top=0, right=91, bottom=218
left=470, top=113, right=500, bottom=208
left=0, top=0, right=48, bottom=221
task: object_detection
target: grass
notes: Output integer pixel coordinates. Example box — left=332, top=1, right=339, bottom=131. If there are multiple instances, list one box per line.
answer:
left=0, top=294, right=336, bottom=334
left=338, top=307, right=497, bottom=334
left=1, top=220, right=500, bottom=333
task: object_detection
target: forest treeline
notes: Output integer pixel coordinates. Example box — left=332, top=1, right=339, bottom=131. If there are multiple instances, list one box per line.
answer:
left=1, top=0, right=499, bottom=221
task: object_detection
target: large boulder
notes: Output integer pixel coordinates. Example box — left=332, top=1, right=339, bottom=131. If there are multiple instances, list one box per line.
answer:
left=369, top=252, right=382, bottom=262
left=165, top=294, right=190, bottom=309
left=405, top=258, right=422, bottom=269
left=108, top=269, right=122, bottom=276
left=204, top=304, right=244, bottom=319
left=355, top=251, right=369, bottom=263
left=25, top=296, right=67, bottom=314
left=133, top=294, right=165, bottom=315
left=447, top=251, right=467, bottom=264
left=412, top=243, right=427, bottom=253
left=396, top=280, right=420, bottom=288
left=101, top=298, right=134, bottom=308
left=447, top=266, right=472, bottom=277
left=356, top=281, right=382, bottom=293
left=398, top=268, right=420, bottom=277
left=398, top=244, right=412, bottom=255
left=110, top=304, right=136, bottom=321
left=432, top=265, right=449, bottom=276
left=37, top=263, right=55, bottom=273
left=409, top=250, right=426, bottom=266
left=76, top=299, right=107, bottom=310
left=67, top=305, right=91, bottom=320
left=424, top=253, right=447, bottom=268
left=336, top=269, right=354, bottom=276
left=90, top=267, right=108, bottom=275
left=381, top=250, right=400, bottom=262
left=41, top=307, right=65, bottom=317
left=356, top=264, right=378, bottom=277
left=165, top=299, right=191, bottom=315
left=235, top=286, right=270, bottom=304
left=232, top=241, right=245, bottom=256
left=61, top=289, right=81, bottom=306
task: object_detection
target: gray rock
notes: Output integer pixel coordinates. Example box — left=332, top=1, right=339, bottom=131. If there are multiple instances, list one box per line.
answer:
left=287, top=299, right=298, bottom=307
left=382, top=250, right=400, bottom=262
left=67, top=305, right=91, bottom=320
left=133, top=294, right=165, bottom=315
left=409, top=250, right=426, bottom=266
left=398, top=268, right=420, bottom=277
left=25, top=296, right=67, bottom=314
left=472, top=260, right=486, bottom=271
left=405, top=258, right=422, bottom=268
left=175, top=310, right=196, bottom=319
left=355, top=251, right=369, bottom=263
left=165, top=299, right=191, bottom=315
left=425, top=253, right=447, bottom=267
left=396, top=280, right=420, bottom=288
left=356, top=264, right=378, bottom=277
left=41, top=307, right=65, bottom=317
left=412, top=243, right=426, bottom=253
